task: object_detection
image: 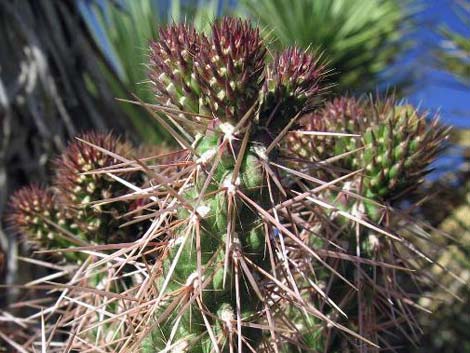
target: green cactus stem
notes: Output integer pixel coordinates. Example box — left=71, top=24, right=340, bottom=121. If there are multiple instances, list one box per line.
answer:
left=261, top=47, right=324, bottom=134
left=142, top=18, right=330, bottom=353
left=285, top=96, right=449, bottom=350
left=286, top=96, right=449, bottom=214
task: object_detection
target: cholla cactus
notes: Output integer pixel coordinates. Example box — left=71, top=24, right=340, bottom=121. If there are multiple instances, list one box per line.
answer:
left=3, top=17, right=453, bottom=353
left=6, top=132, right=155, bottom=350
left=149, top=23, right=203, bottom=114
left=9, top=132, right=145, bottom=259
left=54, top=132, right=144, bottom=244
left=140, top=19, right=336, bottom=352
left=285, top=97, right=449, bottom=350
left=261, top=47, right=324, bottom=133
left=287, top=96, right=448, bottom=203
left=8, top=185, right=88, bottom=264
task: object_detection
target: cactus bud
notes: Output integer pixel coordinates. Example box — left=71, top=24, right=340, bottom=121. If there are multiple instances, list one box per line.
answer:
left=54, top=132, right=143, bottom=244
left=149, top=23, right=203, bottom=114
left=286, top=97, right=448, bottom=201
left=8, top=185, right=82, bottom=262
left=261, top=47, right=324, bottom=133
left=196, top=18, right=266, bottom=125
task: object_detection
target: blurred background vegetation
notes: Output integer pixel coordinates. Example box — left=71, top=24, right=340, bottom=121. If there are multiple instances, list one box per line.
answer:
left=0, top=0, right=468, bottom=351
left=413, top=2, right=470, bottom=352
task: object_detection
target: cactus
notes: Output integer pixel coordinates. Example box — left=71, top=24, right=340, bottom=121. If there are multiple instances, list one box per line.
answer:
left=3, top=17, right=453, bottom=353
left=6, top=132, right=162, bottom=350
left=284, top=96, right=449, bottom=350
left=286, top=97, right=448, bottom=218
left=8, top=185, right=82, bottom=263
left=8, top=132, right=150, bottom=263
left=140, top=18, right=337, bottom=352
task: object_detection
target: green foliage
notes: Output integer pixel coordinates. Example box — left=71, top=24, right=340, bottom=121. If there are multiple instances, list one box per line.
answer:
left=436, top=1, right=470, bottom=87
left=240, top=0, right=414, bottom=92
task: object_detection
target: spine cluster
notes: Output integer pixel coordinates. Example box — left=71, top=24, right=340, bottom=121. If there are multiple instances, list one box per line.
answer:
left=9, top=132, right=146, bottom=261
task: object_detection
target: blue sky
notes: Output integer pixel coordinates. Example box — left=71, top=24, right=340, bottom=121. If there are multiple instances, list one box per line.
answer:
left=407, top=1, right=470, bottom=128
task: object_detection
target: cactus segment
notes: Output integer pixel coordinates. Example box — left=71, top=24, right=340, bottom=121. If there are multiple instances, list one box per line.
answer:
left=54, top=132, right=144, bottom=244
left=8, top=132, right=148, bottom=260
left=286, top=97, right=448, bottom=202
left=8, top=185, right=83, bottom=263
left=261, top=47, right=324, bottom=134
